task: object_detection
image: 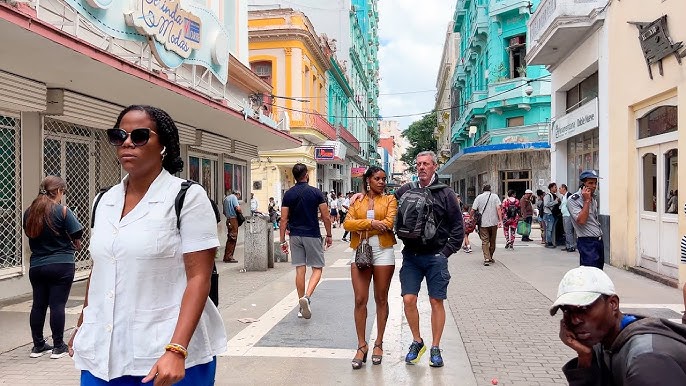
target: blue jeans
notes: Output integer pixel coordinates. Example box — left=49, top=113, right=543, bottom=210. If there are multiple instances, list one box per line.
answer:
left=543, top=214, right=556, bottom=245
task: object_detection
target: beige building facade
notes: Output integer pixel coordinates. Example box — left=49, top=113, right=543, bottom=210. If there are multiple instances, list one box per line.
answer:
left=529, top=0, right=686, bottom=285
left=607, top=0, right=686, bottom=285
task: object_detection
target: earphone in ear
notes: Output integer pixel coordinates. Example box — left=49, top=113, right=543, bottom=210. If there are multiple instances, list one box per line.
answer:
left=160, top=146, right=166, bottom=155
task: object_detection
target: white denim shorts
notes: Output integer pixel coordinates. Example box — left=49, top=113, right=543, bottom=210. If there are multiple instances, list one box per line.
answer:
left=351, top=235, right=395, bottom=266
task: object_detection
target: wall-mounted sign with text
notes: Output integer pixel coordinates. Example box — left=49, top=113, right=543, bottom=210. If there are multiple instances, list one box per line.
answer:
left=125, top=0, right=202, bottom=60
left=64, top=0, right=230, bottom=84
left=315, top=147, right=336, bottom=161
left=551, top=98, right=599, bottom=144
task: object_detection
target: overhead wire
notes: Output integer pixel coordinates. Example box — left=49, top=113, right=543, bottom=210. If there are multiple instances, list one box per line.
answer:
left=267, top=74, right=551, bottom=120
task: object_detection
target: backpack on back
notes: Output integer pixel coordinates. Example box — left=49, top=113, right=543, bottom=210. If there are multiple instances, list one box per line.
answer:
left=396, top=181, right=448, bottom=243
left=505, top=200, right=519, bottom=219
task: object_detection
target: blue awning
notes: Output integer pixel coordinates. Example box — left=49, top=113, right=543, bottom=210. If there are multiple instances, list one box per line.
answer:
left=438, top=141, right=550, bottom=175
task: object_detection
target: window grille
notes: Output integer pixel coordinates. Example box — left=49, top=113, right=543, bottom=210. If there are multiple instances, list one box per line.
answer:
left=0, top=115, right=22, bottom=271
left=43, top=119, right=121, bottom=273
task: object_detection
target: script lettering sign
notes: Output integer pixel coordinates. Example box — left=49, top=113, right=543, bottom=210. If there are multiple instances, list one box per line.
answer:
left=126, top=0, right=202, bottom=60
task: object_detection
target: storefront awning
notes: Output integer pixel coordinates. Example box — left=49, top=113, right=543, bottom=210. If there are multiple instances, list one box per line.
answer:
left=438, top=141, right=550, bottom=175
left=0, top=5, right=300, bottom=151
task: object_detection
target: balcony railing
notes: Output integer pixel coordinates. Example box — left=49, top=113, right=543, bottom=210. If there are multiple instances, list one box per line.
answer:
left=527, top=0, right=608, bottom=65
left=290, top=109, right=337, bottom=140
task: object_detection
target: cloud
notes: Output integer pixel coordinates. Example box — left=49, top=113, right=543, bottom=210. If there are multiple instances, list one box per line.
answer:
left=378, top=0, right=454, bottom=130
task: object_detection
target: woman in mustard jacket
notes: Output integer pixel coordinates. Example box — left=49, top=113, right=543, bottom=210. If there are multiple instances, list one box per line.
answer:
left=343, top=166, right=397, bottom=369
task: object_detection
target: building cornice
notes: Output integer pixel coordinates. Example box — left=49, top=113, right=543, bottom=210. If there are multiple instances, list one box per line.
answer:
left=249, top=28, right=332, bottom=71
left=229, top=54, right=272, bottom=94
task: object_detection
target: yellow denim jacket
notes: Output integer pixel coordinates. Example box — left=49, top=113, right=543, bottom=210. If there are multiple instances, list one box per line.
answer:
left=343, top=194, right=397, bottom=249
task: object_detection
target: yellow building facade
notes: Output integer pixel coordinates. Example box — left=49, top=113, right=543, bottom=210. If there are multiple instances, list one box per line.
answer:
left=248, top=9, right=336, bottom=206
left=608, top=1, right=686, bottom=285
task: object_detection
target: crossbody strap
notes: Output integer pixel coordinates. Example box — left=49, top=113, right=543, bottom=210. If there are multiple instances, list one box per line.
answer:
left=481, top=193, right=492, bottom=213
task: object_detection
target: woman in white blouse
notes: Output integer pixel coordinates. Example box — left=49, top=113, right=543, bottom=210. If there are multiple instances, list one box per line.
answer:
left=69, top=105, right=226, bottom=385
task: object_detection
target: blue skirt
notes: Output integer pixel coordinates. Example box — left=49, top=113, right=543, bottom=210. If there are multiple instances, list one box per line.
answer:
left=81, top=357, right=216, bottom=386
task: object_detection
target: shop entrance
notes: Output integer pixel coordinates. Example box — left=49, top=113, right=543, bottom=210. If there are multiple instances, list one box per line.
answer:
left=499, top=170, right=531, bottom=198
left=638, top=142, right=678, bottom=279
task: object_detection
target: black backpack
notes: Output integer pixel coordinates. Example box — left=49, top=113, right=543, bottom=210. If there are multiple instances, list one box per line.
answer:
left=505, top=201, right=519, bottom=219
left=396, top=181, right=448, bottom=243
left=91, top=180, right=221, bottom=306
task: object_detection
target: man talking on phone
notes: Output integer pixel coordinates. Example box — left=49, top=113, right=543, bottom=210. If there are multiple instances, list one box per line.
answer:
left=279, top=163, right=333, bottom=319
left=567, top=170, right=604, bottom=269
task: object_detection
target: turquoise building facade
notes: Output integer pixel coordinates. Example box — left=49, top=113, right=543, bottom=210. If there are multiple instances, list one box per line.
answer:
left=440, top=0, right=552, bottom=203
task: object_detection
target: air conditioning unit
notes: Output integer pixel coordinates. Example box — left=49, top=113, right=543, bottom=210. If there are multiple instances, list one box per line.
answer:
left=468, top=125, right=478, bottom=138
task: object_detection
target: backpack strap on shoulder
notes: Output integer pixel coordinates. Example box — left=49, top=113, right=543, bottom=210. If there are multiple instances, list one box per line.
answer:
left=175, top=180, right=194, bottom=230
left=90, top=186, right=112, bottom=228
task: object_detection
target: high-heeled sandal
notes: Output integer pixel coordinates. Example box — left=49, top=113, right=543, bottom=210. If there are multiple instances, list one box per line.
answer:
left=372, top=342, right=383, bottom=365
left=351, top=343, right=368, bottom=370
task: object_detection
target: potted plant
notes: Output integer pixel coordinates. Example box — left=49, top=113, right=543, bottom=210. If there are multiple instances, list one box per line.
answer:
left=516, top=65, right=527, bottom=78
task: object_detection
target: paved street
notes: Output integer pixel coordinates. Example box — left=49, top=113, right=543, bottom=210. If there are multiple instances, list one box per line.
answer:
left=0, top=226, right=682, bottom=385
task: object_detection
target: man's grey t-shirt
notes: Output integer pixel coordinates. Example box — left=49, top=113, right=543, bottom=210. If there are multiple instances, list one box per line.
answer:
left=567, top=189, right=602, bottom=237
left=472, top=192, right=502, bottom=227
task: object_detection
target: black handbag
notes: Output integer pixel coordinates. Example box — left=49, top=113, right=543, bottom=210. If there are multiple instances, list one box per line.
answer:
left=354, top=232, right=373, bottom=270
left=209, top=263, right=219, bottom=306
left=236, top=211, right=246, bottom=226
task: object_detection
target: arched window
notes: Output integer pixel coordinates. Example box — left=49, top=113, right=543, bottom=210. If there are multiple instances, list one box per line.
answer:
left=638, top=105, right=678, bottom=139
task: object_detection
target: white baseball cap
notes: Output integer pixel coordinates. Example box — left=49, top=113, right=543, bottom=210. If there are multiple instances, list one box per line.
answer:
left=549, top=266, right=616, bottom=316
left=525, top=189, right=533, bottom=194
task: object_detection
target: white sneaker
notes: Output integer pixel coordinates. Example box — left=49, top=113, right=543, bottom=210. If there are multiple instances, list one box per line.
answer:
left=297, top=308, right=303, bottom=318
left=299, top=296, right=312, bottom=319
left=466, top=247, right=473, bottom=253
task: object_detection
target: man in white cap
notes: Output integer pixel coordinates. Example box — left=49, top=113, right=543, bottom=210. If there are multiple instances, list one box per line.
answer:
left=519, top=189, right=534, bottom=242
left=552, top=266, right=686, bottom=385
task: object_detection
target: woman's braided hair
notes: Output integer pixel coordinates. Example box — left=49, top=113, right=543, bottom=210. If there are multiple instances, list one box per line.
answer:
left=113, top=105, right=184, bottom=174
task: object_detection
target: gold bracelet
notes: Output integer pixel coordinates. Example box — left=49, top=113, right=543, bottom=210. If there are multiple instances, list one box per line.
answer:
left=164, top=343, right=188, bottom=359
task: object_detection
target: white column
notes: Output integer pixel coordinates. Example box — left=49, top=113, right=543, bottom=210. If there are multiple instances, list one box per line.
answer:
left=597, top=23, right=611, bottom=216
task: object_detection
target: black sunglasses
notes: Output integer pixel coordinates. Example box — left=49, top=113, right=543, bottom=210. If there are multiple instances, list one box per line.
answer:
left=106, top=128, right=158, bottom=147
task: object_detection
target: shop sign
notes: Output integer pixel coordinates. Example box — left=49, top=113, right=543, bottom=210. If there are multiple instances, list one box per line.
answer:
left=315, top=147, right=335, bottom=161
left=351, top=167, right=366, bottom=178
left=551, top=98, right=598, bottom=144
left=64, top=0, right=230, bottom=84
left=629, top=15, right=686, bottom=79
left=126, top=0, right=202, bottom=60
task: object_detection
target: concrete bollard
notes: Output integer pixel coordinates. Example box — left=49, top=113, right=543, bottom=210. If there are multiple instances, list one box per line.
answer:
left=243, top=216, right=270, bottom=271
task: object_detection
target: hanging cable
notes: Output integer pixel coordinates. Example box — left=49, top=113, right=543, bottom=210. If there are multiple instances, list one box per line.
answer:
left=267, top=74, right=551, bottom=120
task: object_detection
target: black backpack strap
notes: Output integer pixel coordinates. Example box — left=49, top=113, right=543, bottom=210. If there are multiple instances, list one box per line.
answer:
left=90, top=186, right=112, bottom=228
left=175, top=180, right=194, bottom=230
left=175, top=180, right=221, bottom=230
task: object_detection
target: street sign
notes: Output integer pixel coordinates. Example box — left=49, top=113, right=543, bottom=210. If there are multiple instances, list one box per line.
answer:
left=314, top=147, right=335, bottom=160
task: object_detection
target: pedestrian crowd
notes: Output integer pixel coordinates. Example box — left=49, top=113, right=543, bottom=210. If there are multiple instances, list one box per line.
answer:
left=20, top=104, right=686, bottom=384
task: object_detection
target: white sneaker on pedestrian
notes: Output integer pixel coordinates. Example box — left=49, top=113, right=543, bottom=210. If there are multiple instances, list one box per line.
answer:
left=297, top=308, right=303, bottom=318
left=466, top=247, right=472, bottom=253
left=299, top=296, right=312, bottom=319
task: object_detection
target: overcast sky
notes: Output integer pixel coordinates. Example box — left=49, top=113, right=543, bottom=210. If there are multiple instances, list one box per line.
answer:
left=378, top=0, right=455, bottom=130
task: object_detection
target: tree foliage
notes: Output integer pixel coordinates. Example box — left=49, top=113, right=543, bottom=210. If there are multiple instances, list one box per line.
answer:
left=401, top=111, right=438, bottom=173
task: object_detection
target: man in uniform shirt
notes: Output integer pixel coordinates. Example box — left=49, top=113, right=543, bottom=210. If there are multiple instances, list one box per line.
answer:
left=567, top=170, right=604, bottom=269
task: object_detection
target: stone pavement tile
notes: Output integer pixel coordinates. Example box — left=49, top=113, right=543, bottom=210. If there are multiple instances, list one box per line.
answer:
left=447, top=256, right=570, bottom=386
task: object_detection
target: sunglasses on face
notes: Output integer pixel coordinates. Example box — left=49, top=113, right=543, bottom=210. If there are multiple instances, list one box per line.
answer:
left=106, top=128, right=158, bottom=147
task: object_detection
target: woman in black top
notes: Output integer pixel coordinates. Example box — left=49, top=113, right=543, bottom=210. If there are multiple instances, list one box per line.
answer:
left=23, top=176, right=83, bottom=359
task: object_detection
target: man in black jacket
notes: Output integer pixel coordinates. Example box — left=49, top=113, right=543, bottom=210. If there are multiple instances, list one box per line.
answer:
left=551, top=266, right=686, bottom=385
left=394, top=151, right=464, bottom=368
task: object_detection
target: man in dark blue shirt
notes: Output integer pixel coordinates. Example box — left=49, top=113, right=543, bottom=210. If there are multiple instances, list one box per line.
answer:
left=279, top=163, right=332, bottom=319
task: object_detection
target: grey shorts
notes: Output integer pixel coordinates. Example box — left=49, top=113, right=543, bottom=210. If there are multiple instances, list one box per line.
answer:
left=290, top=236, right=325, bottom=268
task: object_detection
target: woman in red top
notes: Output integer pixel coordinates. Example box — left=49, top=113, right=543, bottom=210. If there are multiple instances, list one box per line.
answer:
left=501, top=190, right=521, bottom=250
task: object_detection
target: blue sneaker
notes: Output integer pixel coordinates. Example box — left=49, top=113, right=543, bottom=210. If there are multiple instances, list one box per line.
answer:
left=405, top=340, right=426, bottom=364
left=429, top=346, right=444, bottom=367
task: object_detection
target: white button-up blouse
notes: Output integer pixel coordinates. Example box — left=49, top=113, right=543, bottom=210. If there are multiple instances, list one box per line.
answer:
left=72, top=170, right=226, bottom=381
